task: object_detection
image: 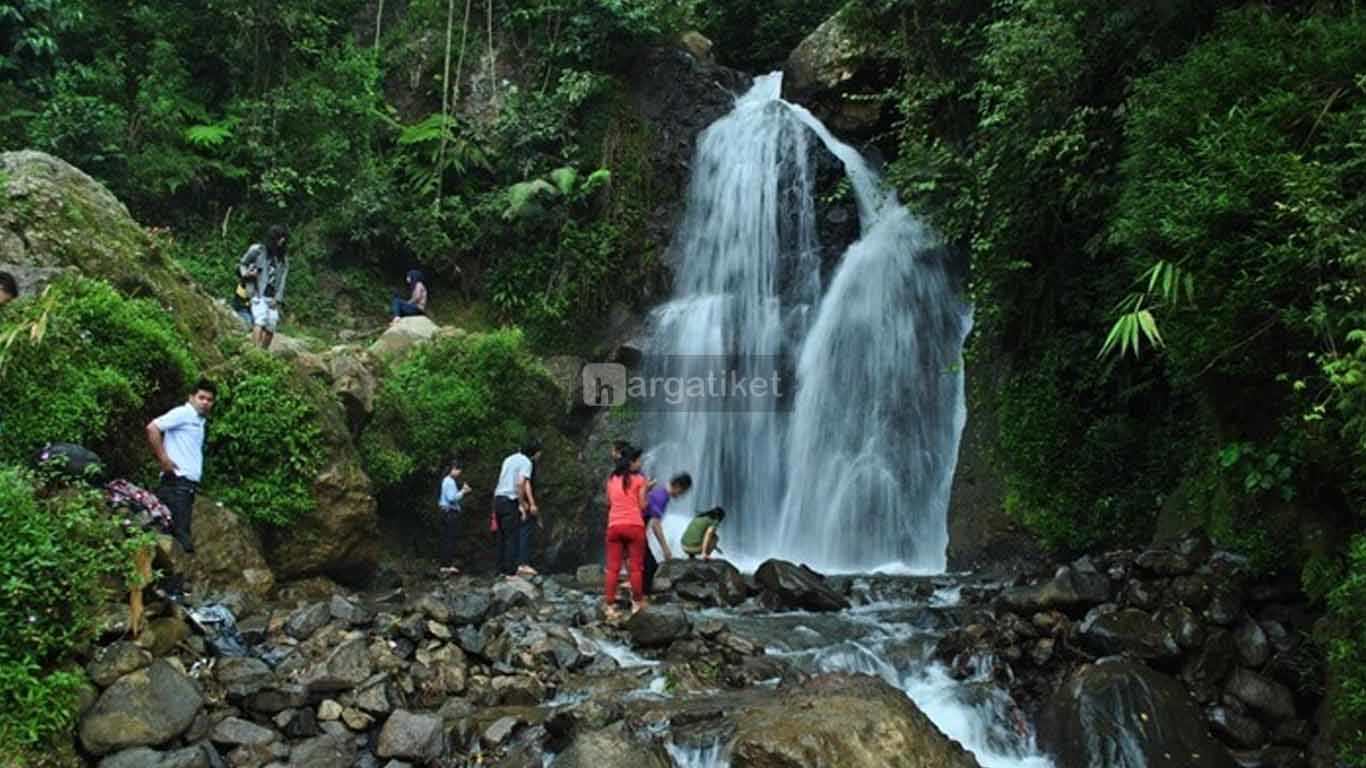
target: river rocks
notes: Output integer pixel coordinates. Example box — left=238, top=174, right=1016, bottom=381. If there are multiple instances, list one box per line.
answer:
left=80, top=660, right=205, bottom=755
left=1038, top=658, right=1235, bottom=768
left=290, top=733, right=356, bottom=768
left=97, top=746, right=212, bottom=768
left=555, top=724, right=671, bottom=768
left=1135, top=548, right=1195, bottom=576
left=625, top=606, right=692, bottom=647
left=87, top=642, right=154, bottom=688
left=754, top=559, right=849, bottom=612
left=285, top=601, right=332, bottom=640
left=215, top=657, right=274, bottom=699
left=1234, top=616, right=1271, bottom=667
left=1077, top=608, right=1182, bottom=662
left=999, top=559, right=1111, bottom=615
left=657, top=558, right=748, bottom=607
left=1225, top=669, right=1297, bottom=722
left=376, top=710, right=445, bottom=761
left=304, top=638, right=372, bottom=694
left=210, top=717, right=277, bottom=748
left=731, top=673, right=982, bottom=768
left=1207, top=705, right=1266, bottom=749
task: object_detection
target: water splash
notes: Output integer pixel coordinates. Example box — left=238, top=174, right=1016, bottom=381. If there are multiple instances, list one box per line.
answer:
left=640, top=73, right=970, bottom=573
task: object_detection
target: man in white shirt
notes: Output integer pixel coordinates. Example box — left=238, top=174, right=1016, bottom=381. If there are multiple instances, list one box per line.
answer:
left=437, top=459, right=471, bottom=575
left=493, top=438, right=542, bottom=578
left=145, top=379, right=216, bottom=559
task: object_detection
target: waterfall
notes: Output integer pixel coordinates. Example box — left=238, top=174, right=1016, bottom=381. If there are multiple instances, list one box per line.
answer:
left=639, top=73, right=970, bottom=574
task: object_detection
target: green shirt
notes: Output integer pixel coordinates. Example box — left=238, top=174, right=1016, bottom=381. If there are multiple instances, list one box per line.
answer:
left=682, top=516, right=717, bottom=550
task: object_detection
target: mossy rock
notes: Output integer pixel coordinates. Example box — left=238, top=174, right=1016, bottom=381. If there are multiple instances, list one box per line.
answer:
left=0, top=150, right=235, bottom=365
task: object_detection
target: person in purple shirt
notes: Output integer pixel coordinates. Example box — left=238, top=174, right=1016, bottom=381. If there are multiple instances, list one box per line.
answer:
left=643, top=472, right=692, bottom=594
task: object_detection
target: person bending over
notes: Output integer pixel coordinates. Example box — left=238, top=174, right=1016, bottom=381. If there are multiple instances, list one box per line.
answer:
left=682, top=506, right=725, bottom=559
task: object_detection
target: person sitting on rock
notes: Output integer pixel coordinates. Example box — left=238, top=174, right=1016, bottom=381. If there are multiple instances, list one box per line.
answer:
left=604, top=445, right=649, bottom=620
left=0, top=271, right=18, bottom=305
left=437, top=459, right=470, bottom=575
left=682, top=506, right=725, bottom=560
left=643, top=472, right=691, bottom=593
left=391, top=269, right=428, bottom=324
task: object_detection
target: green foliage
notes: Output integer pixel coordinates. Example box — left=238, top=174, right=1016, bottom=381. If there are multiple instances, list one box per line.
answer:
left=205, top=350, right=325, bottom=526
left=696, top=0, right=843, bottom=70
left=362, top=329, right=556, bottom=491
left=0, top=467, right=136, bottom=755
left=0, top=277, right=195, bottom=474
left=1326, top=534, right=1366, bottom=766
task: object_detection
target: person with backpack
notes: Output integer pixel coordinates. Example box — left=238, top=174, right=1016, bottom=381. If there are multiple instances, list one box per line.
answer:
left=237, top=225, right=289, bottom=349
left=144, top=378, right=217, bottom=598
left=437, top=459, right=471, bottom=575
left=391, top=269, right=428, bottom=324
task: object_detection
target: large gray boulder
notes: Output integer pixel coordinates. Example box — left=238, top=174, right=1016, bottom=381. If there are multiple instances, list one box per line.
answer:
left=625, top=606, right=692, bottom=648
left=376, top=710, right=446, bottom=761
left=657, top=558, right=748, bottom=606
left=1038, top=658, right=1235, bottom=768
left=79, top=660, right=204, bottom=755
left=781, top=8, right=897, bottom=138
left=732, top=673, right=981, bottom=767
left=97, top=745, right=213, bottom=768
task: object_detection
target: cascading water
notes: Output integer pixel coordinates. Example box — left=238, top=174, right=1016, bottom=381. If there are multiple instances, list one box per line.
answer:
left=640, top=74, right=971, bottom=573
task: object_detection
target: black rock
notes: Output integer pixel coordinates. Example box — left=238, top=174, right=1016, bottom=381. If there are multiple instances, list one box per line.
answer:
left=1207, top=589, right=1244, bottom=626
left=1225, top=668, right=1297, bottom=723
left=1078, top=608, right=1182, bottom=662
left=625, top=606, right=691, bottom=648
left=1038, top=658, right=1235, bottom=768
left=754, top=560, right=849, bottom=612
left=1271, top=720, right=1312, bottom=748
left=1136, top=549, right=1195, bottom=576
left=658, top=558, right=749, bottom=607
left=1182, top=630, right=1238, bottom=703
left=1207, top=705, right=1266, bottom=749
left=1234, top=615, right=1270, bottom=668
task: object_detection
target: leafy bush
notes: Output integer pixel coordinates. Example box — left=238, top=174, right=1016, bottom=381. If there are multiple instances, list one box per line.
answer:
left=697, top=0, right=844, bottom=70
left=0, top=467, right=137, bottom=757
left=205, top=351, right=325, bottom=526
left=1326, top=534, right=1366, bottom=766
left=0, top=277, right=196, bottom=475
left=362, top=328, right=557, bottom=491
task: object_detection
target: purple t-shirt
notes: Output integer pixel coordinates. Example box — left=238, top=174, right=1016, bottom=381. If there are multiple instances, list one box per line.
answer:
left=644, top=486, right=670, bottom=521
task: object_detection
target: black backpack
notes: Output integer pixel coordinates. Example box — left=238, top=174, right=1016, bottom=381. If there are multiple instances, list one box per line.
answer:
left=33, top=442, right=106, bottom=483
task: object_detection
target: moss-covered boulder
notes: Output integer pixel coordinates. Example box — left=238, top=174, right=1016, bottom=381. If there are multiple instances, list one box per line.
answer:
left=0, top=151, right=236, bottom=362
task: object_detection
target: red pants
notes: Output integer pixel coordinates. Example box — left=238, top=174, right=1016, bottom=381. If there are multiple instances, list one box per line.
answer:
left=605, top=525, right=647, bottom=605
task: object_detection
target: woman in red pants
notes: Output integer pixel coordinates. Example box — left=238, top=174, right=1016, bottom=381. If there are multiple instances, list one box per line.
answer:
left=604, top=445, right=649, bottom=621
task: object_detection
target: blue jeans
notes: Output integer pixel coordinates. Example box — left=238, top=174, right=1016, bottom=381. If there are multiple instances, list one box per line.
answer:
left=392, top=297, right=424, bottom=318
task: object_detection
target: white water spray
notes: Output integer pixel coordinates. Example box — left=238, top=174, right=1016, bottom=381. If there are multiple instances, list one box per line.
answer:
left=641, top=74, right=971, bottom=572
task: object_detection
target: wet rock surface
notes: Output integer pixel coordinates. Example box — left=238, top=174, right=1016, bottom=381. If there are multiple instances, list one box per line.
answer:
left=61, top=533, right=1325, bottom=767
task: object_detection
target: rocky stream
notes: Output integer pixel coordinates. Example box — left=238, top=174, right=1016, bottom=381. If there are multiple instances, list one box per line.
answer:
left=71, top=533, right=1328, bottom=768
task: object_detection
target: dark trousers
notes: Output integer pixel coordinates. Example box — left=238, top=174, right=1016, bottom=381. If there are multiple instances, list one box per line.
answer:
left=518, top=516, right=535, bottom=567
left=495, top=496, right=521, bottom=575
left=156, top=474, right=197, bottom=552
left=439, top=506, right=460, bottom=565
left=644, top=547, right=658, bottom=594
left=155, top=474, right=197, bottom=595
left=391, top=297, right=424, bottom=318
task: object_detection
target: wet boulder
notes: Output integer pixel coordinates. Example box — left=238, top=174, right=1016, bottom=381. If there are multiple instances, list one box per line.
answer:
left=1225, top=669, right=1297, bottom=723
left=1207, top=705, right=1266, bottom=749
left=304, top=638, right=372, bottom=694
left=999, top=560, right=1111, bottom=615
left=754, top=559, right=849, bottom=612
left=86, top=641, right=153, bottom=688
left=658, top=558, right=748, bottom=607
left=1234, top=616, right=1270, bottom=668
left=97, top=746, right=213, bottom=768
left=626, top=606, right=692, bottom=647
left=1038, top=658, right=1235, bottom=768
left=1077, top=608, right=1181, bottom=662
left=554, top=723, right=671, bottom=768
left=731, top=673, right=981, bottom=767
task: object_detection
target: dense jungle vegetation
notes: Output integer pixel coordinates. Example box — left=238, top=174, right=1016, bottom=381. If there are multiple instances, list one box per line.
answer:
left=1, top=0, right=1363, bottom=762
